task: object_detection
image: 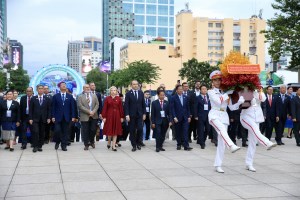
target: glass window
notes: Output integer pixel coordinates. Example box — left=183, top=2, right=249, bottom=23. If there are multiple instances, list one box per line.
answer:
left=134, top=4, right=145, bottom=14
left=158, top=0, right=168, bottom=4
left=169, top=39, right=174, bottom=44
left=158, top=5, right=168, bottom=15
left=146, top=4, right=156, bottom=14
left=135, top=26, right=145, bottom=35
left=146, top=16, right=156, bottom=25
left=158, top=16, right=168, bottom=26
left=208, top=23, right=213, bottom=27
left=123, top=3, right=133, bottom=13
left=135, top=15, right=145, bottom=25
left=216, top=23, right=222, bottom=28
left=169, top=17, right=174, bottom=26
left=146, top=27, right=156, bottom=36
left=158, top=27, right=168, bottom=37
left=146, top=0, right=156, bottom=3
left=169, top=28, right=174, bottom=37
left=135, top=0, right=144, bottom=2
left=169, top=0, right=174, bottom=4
left=169, top=6, right=174, bottom=15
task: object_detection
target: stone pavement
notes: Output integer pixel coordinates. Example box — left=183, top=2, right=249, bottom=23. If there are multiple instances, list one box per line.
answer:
left=0, top=138, right=300, bottom=200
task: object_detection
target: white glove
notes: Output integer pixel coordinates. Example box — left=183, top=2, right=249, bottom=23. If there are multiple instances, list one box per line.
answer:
left=222, top=93, right=229, bottom=101
left=251, top=98, right=256, bottom=106
left=238, top=96, right=245, bottom=104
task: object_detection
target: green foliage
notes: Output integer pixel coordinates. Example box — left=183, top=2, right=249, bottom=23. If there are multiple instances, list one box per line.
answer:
left=8, top=65, right=30, bottom=93
left=0, top=72, right=6, bottom=91
left=179, top=58, right=219, bottom=87
left=110, top=60, right=161, bottom=87
left=262, top=0, right=300, bottom=70
left=86, top=68, right=109, bottom=92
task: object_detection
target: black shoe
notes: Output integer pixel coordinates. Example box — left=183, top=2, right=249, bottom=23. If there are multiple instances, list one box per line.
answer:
left=132, top=147, right=136, bottom=152
left=156, top=148, right=160, bottom=152
left=177, top=146, right=181, bottom=150
left=280, top=142, right=285, bottom=145
left=200, top=145, right=205, bottom=149
left=33, top=148, right=37, bottom=153
left=160, top=148, right=166, bottom=151
left=287, top=136, right=292, bottom=139
left=297, top=144, right=300, bottom=147
left=38, top=148, right=43, bottom=152
left=277, top=142, right=282, bottom=145
left=117, top=143, right=122, bottom=147
left=62, top=147, right=67, bottom=151
left=4, top=146, right=9, bottom=150
left=188, top=140, right=192, bottom=143
left=21, top=145, right=27, bottom=150
left=184, top=147, right=193, bottom=151
left=55, top=143, right=59, bottom=150
left=242, top=143, right=248, bottom=147
left=112, top=148, right=117, bottom=152
left=84, top=146, right=89, bottom=151
left=140, top=143, right=145, bottom=147
left=107, top=145, right=111, bottom=149
left=67, top=142, right=71, bottom=146
left=10, top=148, right=14, bottom=152
left=137, top=145, right=141, bottom=150
left=44, top=140, right=49, bottom=144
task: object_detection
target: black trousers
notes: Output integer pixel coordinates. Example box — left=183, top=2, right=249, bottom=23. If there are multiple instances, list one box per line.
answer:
left=81, top=118, right=97, bottom=146
left=197, top=118, right=210, bottom=145
left=266, top=117, right=279, bottom=140
left=188, top=118, right=197, bottom=140
left=275, top=116, right=286, bottom=143
left=129, top=116, right=143, bottom=147
left=228, top=119, right=239, bottom=144
left=293, top=121, right=300, bottom=145
left=70, top=122, right=81, bottom=142
left=21, top=120, right=32, bottom=146
left=155, top=119, right=169, bottom=149
left=32, top=121, right=45, bottom=148
left=121, top=121, right=129, bottom=141
left=144, top=115, right=151, bottom=140
left=54, top=118, right=69, bottom=148
left=44, top=122, right=52, bottom=142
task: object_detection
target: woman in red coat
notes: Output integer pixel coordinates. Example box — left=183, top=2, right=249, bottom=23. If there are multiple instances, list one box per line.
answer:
left=102, top=86, right=124, bottom=151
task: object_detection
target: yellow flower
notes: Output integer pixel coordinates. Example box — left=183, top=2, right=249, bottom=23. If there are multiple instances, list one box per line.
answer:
left=220, top=51, right=251, bottom=77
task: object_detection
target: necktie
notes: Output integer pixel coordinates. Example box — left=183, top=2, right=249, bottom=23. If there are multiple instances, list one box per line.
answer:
left=87, top=93, right=90, bottom=104
left=62, top=94, right=65, bottom=103
left=268, top=95, right=272, bottom=106
left=39, top=97, right=42, bottom=105
left=282, top=95, right=284, bottom=103
left=180, top=96, right=183, bottom=106
left=27, top=97, right=30, bottom=108
left=160, top=100, right=163, bottom=110
left=134, top=91, right=138, bottom=100
left=204, top=95, right=207, bottom=104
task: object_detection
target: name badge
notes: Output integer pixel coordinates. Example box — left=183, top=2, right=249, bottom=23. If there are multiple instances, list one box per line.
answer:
left=6, top=110, right=12, bottom=117
left=160, top=111, right=165, bottom=118
left=26, top=108, right=29, bottom=114
left=204, top=104, right=209, bottom=111
left=146, top=107, right=150, bottom=112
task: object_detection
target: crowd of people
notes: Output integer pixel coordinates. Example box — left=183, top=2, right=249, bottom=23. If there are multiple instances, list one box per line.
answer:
left=0, top=74, right=299, bottom=172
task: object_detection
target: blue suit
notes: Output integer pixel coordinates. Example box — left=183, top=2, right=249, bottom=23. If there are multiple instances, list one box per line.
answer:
left=151, top=99, right=170, bottom=149
left=170, top=94, right=190, bottom=148
left=194, top=94, right=211, bottom=146
left=51, top=92, right=76, bottom=148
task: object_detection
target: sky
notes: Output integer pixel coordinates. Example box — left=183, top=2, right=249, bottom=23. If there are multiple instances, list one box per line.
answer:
left=8, top=0, right=275, bottom=75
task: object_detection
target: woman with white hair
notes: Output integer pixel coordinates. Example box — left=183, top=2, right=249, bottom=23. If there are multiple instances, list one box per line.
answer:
left=102, top=86, right=124, bottom=151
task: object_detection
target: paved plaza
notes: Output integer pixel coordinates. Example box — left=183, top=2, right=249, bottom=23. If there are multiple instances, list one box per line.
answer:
left=0, top=138, right=300, bottom=200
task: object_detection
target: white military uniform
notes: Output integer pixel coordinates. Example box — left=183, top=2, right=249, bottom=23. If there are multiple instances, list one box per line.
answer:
left=208, top=88, right=243, bottom=167
left=240, top=90, right=275, bottom=167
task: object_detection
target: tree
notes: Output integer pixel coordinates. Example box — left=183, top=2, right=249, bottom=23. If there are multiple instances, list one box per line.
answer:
left=111, top=60, right=161, bottom=87
left=86, top=68, right=109, bottom=93
left=7, top=65, right=30, bottom=93
left=0, top=72, right=6, bottom=91
left=179, top=58, right=219, bottom=87
left=262, top=0, right=300, bottom=79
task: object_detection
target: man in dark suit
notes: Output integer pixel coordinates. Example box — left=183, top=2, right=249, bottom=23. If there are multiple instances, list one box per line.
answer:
left=265, top=86, right=280, bottom=141
left=194, top=85, right=211, bottom=149
left=291, top=87, right=300, bottom=147
left=124, top=80, right=146, bottom=152
left=275, top=85, right=290, bottom=145
left=19, top=87, right=33, bottom=149
left=89, top=82, right=102, bottom=115
left=43, top=85, right=53, bottom=144
left=29, top=85, right=51, bottom=152
left=189, top=81, right=201, bottom=142
left=170, top=85, right=192, bottom=151
left=144, top=90, right=151, bottom=141
left=151, top=90, right=171, bottom=152
left=51, top=82, right=76, bottom=151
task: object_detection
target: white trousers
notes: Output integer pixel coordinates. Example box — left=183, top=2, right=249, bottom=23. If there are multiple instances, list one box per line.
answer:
left=210, top=119, right=234, bottom=167
left=240, top=116, right=272, bottom=166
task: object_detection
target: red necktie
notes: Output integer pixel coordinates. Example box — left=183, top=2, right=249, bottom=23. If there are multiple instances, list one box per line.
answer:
left=160, top=100, right=163, bottom=110
left=268, top=95, right=272, bottom=106
left=204, top=95, right=207, bottom=104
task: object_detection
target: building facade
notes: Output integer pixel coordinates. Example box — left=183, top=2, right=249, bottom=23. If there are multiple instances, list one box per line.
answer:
left=84, top=36, right=102, bottom=52
left=176, top=10, right=266, bottom=69
left=0, top=0, right=6, bottom=42
left=0, top=13, right=3, bottom=68
left=67, top=40, right=88, bottom=72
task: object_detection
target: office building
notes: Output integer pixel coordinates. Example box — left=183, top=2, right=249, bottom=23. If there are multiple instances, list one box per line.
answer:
left=84, top=36, right=102, bottom=52
left=0, top=13, right=3, bottom=68
left=0, top=0, right=6, bottom=42
left=176, top=9, right=266, bottom=69
left=67, top=40, right=88, bottom=72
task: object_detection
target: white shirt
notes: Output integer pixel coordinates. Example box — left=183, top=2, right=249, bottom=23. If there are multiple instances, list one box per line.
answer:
left=7, top=100, right=12, bottom=109
left=132, top=90, right=139, bottom=99
left=195, top=90, right=200, bottom=96
left=38, top=95, right=43, bottom=101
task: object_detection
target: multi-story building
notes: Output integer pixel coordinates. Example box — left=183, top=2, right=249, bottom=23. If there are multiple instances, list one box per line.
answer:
left=0, top=0, right=6, bottom=42
left=0, top=13, right=3, bottom=68
left=176, top=9, right=266, bottom=69
left=84, top=36, right=102, bottom=52
left=102, top=0, right=175, bottom=65
left=9, top=39, right=23, bottom=67
left=67, top=40, right=88, bottom=72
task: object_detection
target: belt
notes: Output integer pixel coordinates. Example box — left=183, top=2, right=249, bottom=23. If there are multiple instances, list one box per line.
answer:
left=212, top=107, right=225, bottom=112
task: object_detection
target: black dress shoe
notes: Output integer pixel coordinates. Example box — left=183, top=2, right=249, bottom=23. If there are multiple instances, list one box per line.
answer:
left=62, top=147, right=67, bottom=151
left=38, top=148, right=43, bottom=152
left=67, top=142, right=71, bottom=146
left=137, top=145, right=141, bottom=150
left=287, top=136, right=292, bottom=139
left=140, top=143, right=145, bottom=147
left=21, top=145, right=27, bottom=150
left=188, top=140, right=192, bottom=143
left=55, top=143, right=59, bottom=150
left=117, top=143, right=122, bottom=147
left=10, top=148, right=14, bottom=152
left=200, top=145, right=205, bottom=149
left=280, top=142, right=285, bottom=145
left=84, top=146, right=89, bottom=151
left=277, top=142, right=282, bottom=145
left=160, top=148, right=166, bottom=151
left=242, top=143, right=248, bottom=147
left=156, top=148, right=160, bottom=152
left=33, top=148, right=37, bottom=153
left=4, top=146, right=9, bottom=150
left=297, top=144, right=300, bottom=147
left=91, top=143, right=95, bottom=149
left=184, top=147, right=193, bottom=151
left=107, top=145, right=111, bottom=149
left=132, top=147, right=137, bottom=152
left=112, top=148, right=117, bottom=152
left=177, top=146, right=181, bottom=150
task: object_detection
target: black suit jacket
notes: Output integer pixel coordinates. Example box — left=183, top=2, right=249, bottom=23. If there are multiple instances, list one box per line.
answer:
left=29, top=95, right=51, bottom=123
left=194, top=94, right=211, bottom=121
left=189, top=90, right=199, bottom=117
left=124, top=90, right=146, bottom=117
left=275, top=93, right=291, bottom=119
left=291, top=96, right=300, bottom=121
left=0, top=100, right=20, bottom=122
left=151, top=99, right=170, bottom=125
left=20, top=95, right=33, bottom=121
left=145, top=98, right=151, bottom=116
left=265, top=94, right=279, bottom=120
left=92, top=91, right=102, bottom=115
